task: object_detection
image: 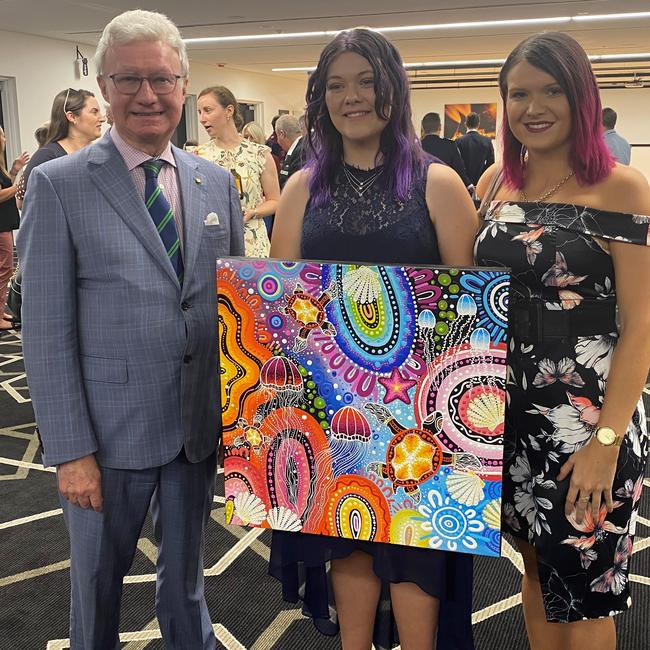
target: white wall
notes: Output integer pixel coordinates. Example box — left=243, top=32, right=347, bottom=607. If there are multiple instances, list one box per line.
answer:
left=411, top=86, right=650, bottom=179
left=0, top=29, right=306, bottom=156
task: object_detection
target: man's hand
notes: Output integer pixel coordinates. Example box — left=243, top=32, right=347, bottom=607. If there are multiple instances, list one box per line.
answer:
left=57, top=454, right=103, bottom=512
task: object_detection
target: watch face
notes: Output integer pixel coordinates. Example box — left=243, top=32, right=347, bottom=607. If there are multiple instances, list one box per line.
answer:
left=597, top=428, right=617, bottom=445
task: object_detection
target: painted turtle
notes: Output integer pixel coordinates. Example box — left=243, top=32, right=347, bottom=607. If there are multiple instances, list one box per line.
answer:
left=282, top=282, right=338, bottom=352
left=364, top=403, right=481, bottom=504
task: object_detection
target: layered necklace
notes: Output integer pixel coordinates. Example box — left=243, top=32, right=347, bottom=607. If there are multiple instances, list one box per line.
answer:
left=343, top=163, right=384, bottom=197
left=520, top=169, right=575, bottom=202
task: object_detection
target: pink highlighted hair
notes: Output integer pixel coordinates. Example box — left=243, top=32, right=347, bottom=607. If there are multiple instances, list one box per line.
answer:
left=499, top=32, right=614, bottom=190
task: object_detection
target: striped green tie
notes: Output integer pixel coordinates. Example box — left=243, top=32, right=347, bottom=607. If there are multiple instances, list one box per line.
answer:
left=142, top=159, right=184, bottom=284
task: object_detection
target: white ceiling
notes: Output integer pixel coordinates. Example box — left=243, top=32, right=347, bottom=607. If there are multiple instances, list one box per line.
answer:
left=2, top=0, right=650, bottom=78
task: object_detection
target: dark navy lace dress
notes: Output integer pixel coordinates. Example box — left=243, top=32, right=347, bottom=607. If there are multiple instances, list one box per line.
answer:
left=269, top=164, right=474, bottom=650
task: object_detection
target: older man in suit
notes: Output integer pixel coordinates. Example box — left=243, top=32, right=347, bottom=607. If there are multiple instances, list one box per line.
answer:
left=18, top=9, right=243, bottom=649
left=276, top=114, right=305, bottom=190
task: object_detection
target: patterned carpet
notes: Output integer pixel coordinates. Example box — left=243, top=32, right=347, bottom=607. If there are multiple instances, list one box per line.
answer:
left=1, top=329, right=648, bottom=649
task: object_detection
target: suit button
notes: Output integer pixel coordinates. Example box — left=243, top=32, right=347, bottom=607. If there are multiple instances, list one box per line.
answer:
left=181, top=301, right=191, bottom=311
left=183, top=355, right=192, bottom=364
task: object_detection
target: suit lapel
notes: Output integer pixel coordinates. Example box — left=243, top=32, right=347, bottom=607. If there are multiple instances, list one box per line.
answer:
left=87, top=135, right=180, bottom=286
left=175, top=148, right=206, bottom=294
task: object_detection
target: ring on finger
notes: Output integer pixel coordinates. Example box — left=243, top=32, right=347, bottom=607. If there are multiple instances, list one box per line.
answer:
left=578, top=495, right=590, bottom=502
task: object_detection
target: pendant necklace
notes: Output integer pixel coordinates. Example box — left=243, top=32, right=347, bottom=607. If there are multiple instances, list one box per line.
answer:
left=520, top=169, right=575, bottom=202
left=343, top=163, right=384, bottom=197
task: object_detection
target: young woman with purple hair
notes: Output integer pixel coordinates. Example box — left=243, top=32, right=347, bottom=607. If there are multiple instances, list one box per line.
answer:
left=475, top=32, right=650, bottom=650
left=270, top=28, right=478, bottom=650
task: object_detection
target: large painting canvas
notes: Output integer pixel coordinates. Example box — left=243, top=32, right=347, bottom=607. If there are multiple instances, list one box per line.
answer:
left=444, top=102, right=497, bottom=140
left=217, top=259, right=510, bottom=557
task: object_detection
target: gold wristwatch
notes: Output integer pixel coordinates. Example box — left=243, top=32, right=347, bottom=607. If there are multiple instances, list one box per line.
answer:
left=595, top=426, right=623, bottom=447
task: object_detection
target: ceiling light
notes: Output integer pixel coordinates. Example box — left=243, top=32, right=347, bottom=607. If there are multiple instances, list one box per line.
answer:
left=574, top=12, right=650, bottom=22
left=184, top=11, right=650, bottom=45
left=273, top=53, right=650, bottom=73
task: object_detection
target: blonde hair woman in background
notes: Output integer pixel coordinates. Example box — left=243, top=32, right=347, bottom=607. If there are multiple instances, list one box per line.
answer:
left=242, top=121, right=267, bottom=146
left=197, top=86, right=279, bottom=257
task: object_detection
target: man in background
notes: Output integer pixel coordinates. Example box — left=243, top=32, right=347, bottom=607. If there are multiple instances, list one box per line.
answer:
left=456, top=112, right=494, bottom=186
left=19, top=9, right=244, bottom=648
left=420, top=112, right=472, bottom=190
left=276, top=114, right=304, bottom=190
left=602, top=107, right=631, bottom=165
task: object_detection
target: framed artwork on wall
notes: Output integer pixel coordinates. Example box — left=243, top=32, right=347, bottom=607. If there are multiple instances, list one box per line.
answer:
left=444, top=103, right=497, bottom=140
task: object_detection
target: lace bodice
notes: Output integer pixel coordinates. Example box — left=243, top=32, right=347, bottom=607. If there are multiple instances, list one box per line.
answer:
left=301, top=164, right=440, bottom=264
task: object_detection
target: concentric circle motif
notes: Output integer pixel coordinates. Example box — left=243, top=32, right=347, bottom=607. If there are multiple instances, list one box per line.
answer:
left=414, top=343, right=507, bottom=478
left=257, top=273, right=283, bottom=301
left=459, top=271, right=509, bottom=343
left=269, top=260, right=303, bottom=277
left=263, top=408, right=331, bottom=528
left=322, top=265, right=416, bottom=373
left=217, top=273, right=272, bottom=429
left=224, top=455, right=269, bottom=505
left=431, top=505, right=468, bottom=540
left=390, top=509, right=429, bottom=548
left=320, top=474, right=391, bottom=542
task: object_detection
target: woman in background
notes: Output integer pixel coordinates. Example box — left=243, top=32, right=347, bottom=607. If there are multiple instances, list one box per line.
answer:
left=475, top=32, right=650, bottom=650
left=196, top=86, right=279, bottom=257
left=242, top=121, right=267, bottom=146
left=0, top=126, right=29, bottom=333
left=16, top=88, right=104, bottom=209
left=270, top=28, right=478, bottom=650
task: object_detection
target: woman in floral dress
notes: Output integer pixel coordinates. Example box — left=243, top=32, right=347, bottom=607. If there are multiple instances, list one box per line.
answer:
left=196, top=86, right=279, bottom=257
left=475, top=32, right=650, bottom=650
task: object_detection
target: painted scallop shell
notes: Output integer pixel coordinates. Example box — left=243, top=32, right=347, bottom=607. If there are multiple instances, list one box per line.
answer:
left=483, top=499, right=501, bottom=530
left=342, top=267, right=381, bottom=304
left=233, top=492, right=267, bottom=526
left=465, top=389, right=505, bottom=434
left=447, top=471, right=485, bottom=506
left=267, top=506, right=303, bottom=532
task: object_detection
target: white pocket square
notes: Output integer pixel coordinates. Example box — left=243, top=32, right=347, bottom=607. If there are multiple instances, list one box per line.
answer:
left=204, top=212, right=220, bottom=226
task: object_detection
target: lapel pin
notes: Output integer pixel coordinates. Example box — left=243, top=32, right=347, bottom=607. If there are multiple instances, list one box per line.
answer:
left=195, top=177, right=202, bottom=184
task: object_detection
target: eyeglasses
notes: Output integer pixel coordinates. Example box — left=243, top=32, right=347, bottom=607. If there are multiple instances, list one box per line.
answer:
left=107, top=74, right=183, bottom=95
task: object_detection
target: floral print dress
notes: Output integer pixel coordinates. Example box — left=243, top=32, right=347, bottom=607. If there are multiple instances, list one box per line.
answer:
left=197, top=139, right=271, bottom=257
left=475, top=201, right=649, bottom=622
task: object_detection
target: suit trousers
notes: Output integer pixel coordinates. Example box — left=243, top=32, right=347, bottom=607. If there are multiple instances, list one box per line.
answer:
left=0, top=231, right=13, bottom=311
left=61, top=449, right=217, bottom=650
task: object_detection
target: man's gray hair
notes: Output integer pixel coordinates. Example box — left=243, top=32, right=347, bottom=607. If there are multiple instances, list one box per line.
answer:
left=95, top=9, right=189, bottom=77
left=275, top=114, right=302, bottom=138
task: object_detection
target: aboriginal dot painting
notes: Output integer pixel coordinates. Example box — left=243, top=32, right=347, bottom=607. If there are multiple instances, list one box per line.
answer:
left=218, top=258, right=510, bottom=557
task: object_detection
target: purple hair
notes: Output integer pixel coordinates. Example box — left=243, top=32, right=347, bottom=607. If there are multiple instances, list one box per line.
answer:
left=499, top=32, right=614, bottom=189
left=304, top=28, right=426, bottom=207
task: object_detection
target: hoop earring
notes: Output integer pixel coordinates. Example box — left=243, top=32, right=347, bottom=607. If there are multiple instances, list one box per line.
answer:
left=520, top=144, right=528, bottom=167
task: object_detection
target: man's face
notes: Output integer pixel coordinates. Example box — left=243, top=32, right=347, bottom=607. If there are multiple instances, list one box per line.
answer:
left=98, top=40, right=187, bottom=155
left=276, top=128, right=291, bottom=152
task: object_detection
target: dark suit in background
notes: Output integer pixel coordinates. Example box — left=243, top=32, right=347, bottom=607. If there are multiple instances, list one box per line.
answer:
left=456, top=130, right=495, bottom=185
left=421, top=134, right=471, bottom=187
left=279, top=136, right=305, bottom=190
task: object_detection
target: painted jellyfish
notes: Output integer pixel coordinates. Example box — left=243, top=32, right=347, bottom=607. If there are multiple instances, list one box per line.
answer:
left=440, top=293, right=478, bottom=355
left=258, top=355, right=305, bottom=430
left=417, top=309, right=437, bottom=363
left=329, top=406, right=372, bottom=475
left=259, top=356, right=304, bottom=406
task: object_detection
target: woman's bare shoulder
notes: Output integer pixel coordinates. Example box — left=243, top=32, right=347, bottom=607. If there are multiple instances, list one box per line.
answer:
left=596, top=164, right=650, bottom=215
left=475, top=163, right=500, bottom=198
